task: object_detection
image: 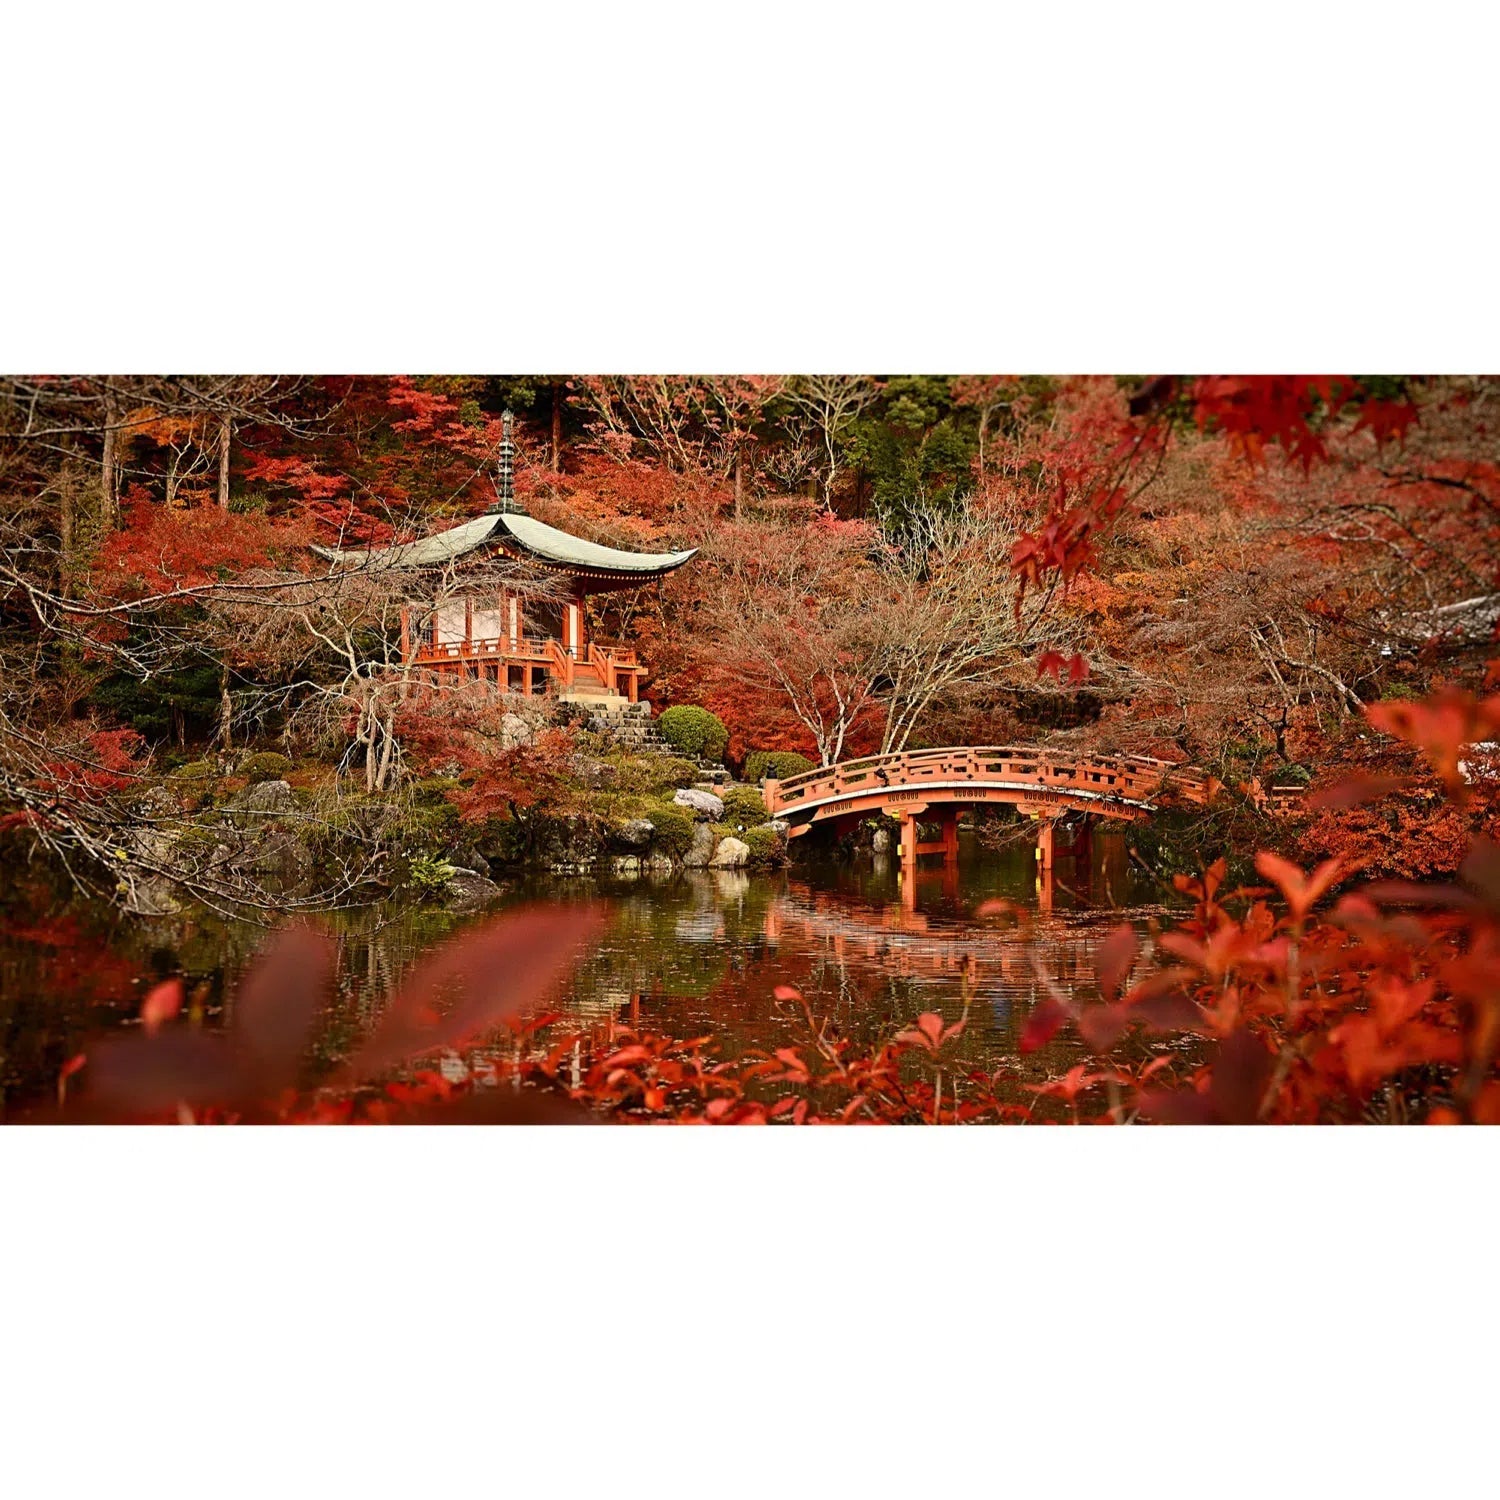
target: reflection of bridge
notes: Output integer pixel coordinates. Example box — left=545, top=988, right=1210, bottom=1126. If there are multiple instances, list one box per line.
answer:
left=762, top=886, right=1147, bottom=1005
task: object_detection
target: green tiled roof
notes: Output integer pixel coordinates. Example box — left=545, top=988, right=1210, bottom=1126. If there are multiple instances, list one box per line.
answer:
left=312, top=511, right=696, bottom=578
left=493, top=513, right=696, bottom=575
left=311, top=514, right=503, bottom=570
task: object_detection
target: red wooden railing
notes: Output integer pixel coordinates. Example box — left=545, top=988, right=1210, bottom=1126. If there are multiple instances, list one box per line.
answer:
left=762, top=746, right=1229, bottom=820
left=406, top=627, right=644, bottom=698
left=545, top=638, right=575, bottom=690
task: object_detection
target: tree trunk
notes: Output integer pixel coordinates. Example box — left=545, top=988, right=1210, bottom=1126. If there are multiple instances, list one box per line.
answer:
left=100, top=385, right=118, bottom=529
left=374, top=702, right=399, bottom=791
left=551, top=381, right=563, bottom=472
left=58, top=469, right=75, bottom=598
left=218, top=664, right=233, bottom=751
left=217, top=413, right=232, bottom=509
left=364, top=701, right=377, bottom=794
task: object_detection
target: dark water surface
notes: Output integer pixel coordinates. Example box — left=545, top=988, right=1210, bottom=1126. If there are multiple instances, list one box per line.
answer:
left=0, top=827, right=1190, bottom=1117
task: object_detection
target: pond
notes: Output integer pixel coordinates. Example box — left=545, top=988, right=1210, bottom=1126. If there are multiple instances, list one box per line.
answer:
left=0, top=824, right=1191, bottom=1119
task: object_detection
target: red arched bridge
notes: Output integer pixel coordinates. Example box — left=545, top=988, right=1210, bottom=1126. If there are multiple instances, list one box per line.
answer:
left=763, top=745, right=1299, bottom=872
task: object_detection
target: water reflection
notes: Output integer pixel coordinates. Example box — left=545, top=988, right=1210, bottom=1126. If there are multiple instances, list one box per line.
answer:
left=513, top=823, right=1175, bottom=1081
left=0, top=824, right=1183, bottom=1115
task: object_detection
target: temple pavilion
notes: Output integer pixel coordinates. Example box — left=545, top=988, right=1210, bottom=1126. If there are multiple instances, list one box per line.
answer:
left=311, top=411, right=696, bottom=711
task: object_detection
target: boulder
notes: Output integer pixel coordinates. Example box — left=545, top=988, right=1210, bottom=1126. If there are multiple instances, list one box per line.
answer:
left=611, top=854, right=642, bottom=875
left=131, top=785, right=180, bottom=820
left=612, top=818, right=655, bottom=851
left=577, top=759, right=619, bottom=791
left=229, top=825, right=313, bottom=879
left=673, top=787, right=724, bottom=820
left=682, top=822, right=717, bottom=868
left=500, top=713, right=534, bottom=751
left=532, top=813, right=604, bottom=870
left=232, top=778, right=296, bottom=817
left=709, top=835, right=750, bottom=869
left=871, top=826, right=892, bottom=853
left=445, top=871, right=502, bottom=911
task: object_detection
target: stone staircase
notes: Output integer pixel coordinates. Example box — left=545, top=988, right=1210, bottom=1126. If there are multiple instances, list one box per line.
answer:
left=584, top=699, right=670, bottom=752
left=572, top=698, right=730, bottom=776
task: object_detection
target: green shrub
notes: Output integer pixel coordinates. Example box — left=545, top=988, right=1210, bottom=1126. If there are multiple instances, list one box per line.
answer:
left=239, top=751, right=293, bottom=784
left=742, top=826, right=783, bottom=866
left=644, top=800, right=695, bottom=857
left=649, top=756, right=702, bottom=792
left=170, top=759, right=217, bottom=782
left=406, top=853, right=456, bottom=894
left=658, top=705, right=728, bottom=763
left=720, top=785, right=768, bottom=827
left=598, top=753, right=700, bottom=796
left=401, top=798, right=460, bottom=842
left=745, top=749, right=815, bottom=782
left=412, top=774, right=461, bottom=805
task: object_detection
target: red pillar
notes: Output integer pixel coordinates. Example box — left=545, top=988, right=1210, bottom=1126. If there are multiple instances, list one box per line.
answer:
left=900, top=811, right=918, bottom=870
left=941, top=808, right=960, bottom=864
left=1035, top=817, right=1058, bottom=913
left=1037, top=862, right=1055, bottom=913
left=1036, top=818, right=1055, bottom=872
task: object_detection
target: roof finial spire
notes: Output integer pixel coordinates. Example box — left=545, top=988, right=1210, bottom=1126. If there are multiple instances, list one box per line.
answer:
left=497, top=409, right=516, bottom=512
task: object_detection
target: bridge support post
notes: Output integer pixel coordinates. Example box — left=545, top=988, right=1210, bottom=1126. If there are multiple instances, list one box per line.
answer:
left=941, top=808, right=960, bottom=864
left=1034, top=814, right=1062, bottom=913
left=1036, top=818, right=1055, bottom=873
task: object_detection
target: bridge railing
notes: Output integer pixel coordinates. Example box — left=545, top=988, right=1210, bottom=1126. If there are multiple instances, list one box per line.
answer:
left=763, top=745, right=1220, bottom=816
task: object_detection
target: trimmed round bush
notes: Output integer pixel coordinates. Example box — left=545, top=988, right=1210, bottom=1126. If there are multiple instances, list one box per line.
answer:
left=239, top=751, right=293, bottom=784
left=658, top=705, right=728, bottom=763
left=742, top=825, right=783, bottom=866
left=644, top=800, right=695, bottom=857
left=745, top=749, right=815, bottom=783
left=719, top=785, right=768, bottom=827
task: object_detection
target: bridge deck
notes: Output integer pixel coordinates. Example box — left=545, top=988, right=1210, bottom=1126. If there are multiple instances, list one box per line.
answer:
left=763, top=745, right=1223, bottom=825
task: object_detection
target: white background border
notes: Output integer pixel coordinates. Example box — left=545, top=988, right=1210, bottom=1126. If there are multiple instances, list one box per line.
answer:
left=3, top=4, right=1497, bottom=1495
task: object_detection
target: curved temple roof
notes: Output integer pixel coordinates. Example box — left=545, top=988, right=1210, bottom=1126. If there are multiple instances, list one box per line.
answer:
left=493, top=513, right=697, bottom=576
left=311, top=511, right=697, bottom=582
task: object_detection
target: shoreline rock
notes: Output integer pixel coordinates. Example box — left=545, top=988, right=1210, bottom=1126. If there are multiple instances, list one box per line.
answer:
left=709, top=835, right=750, bottom=869
left=673, top=787, right=724, bottom=820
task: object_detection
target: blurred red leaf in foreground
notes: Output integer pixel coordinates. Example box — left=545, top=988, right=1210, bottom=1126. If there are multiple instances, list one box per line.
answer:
left=67, top=905, right=605, bottom=1123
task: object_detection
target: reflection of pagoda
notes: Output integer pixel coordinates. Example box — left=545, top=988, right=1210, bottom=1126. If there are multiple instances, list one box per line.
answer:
left=313, top=411, right=696, bottom=710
